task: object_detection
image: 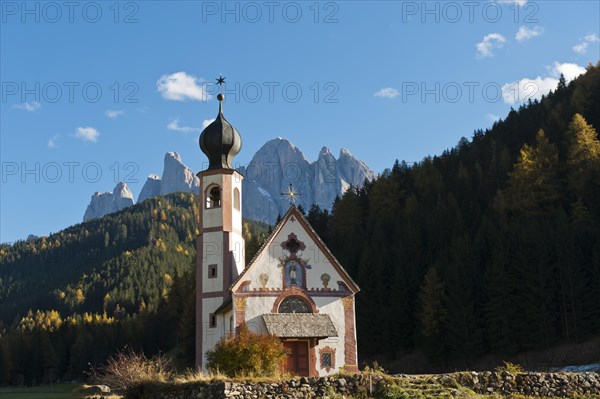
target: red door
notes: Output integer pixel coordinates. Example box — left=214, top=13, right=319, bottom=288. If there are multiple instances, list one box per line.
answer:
left=283, top=341, right=309, bottom=376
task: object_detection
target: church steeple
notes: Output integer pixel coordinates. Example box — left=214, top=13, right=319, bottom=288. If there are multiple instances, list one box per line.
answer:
left=199, top=76, right=242, bottom=170
left=196, top=75, right=245, bottom=369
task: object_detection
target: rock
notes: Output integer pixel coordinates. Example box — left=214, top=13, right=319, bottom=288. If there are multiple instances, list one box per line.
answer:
left=83, top=141, right=374, bottom=224
left=160, top=152, right=200, bottom=196
left=138, top=173, right=161, bottom=202
left=137, top=152, right=200, bottom=203
left=83, top=182, right=134, bottom=221
left=241, top=138, right=375, bottom=224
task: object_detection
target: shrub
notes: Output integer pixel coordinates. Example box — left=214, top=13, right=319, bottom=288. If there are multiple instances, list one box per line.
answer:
left=495, top=361, right=524, bottom=374
left=91, top=349, right=173, bottom=392
left=205, top=323, right=287, bottom=378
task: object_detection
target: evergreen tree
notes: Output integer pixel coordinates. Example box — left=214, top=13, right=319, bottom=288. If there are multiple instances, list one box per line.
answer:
left=417, top=267, right=447, bottom=361
left=0, top=340, right=12, bottom=386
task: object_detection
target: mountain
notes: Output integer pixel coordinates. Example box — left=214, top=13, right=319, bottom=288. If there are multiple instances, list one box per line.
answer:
left=137, top=152, right=200, bottom=203
left=83, top=140, right=374, bottom=224
left=239, top=138, right=375, bottom=224
left=83, top=182, right=134, bottom=222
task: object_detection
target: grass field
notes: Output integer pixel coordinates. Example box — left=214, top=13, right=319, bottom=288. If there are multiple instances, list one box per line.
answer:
left=0, top=384, right=82, bottom=399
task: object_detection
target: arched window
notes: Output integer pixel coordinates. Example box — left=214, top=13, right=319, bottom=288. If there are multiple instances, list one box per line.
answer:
left=279, top=297, right=310, bottom=313
left=233, top=187, right=240, bottom=210
left=205, top=185, right=221, bottom=209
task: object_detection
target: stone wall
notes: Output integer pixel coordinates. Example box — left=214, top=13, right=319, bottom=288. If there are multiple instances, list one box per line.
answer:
left=125, top=372, right=600, bottom=399
left=125, top=375, right=368, bottom=399
left=452, top=371, right=600, bottom=396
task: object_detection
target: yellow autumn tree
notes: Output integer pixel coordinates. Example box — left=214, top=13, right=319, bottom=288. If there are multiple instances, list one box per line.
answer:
left=504, top=129, right=560, bottom=215
left=567, top=113, right=600, bottom=194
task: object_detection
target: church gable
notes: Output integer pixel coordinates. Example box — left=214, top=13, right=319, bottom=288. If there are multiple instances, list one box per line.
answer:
left=231, top=206, right=359, bottom=295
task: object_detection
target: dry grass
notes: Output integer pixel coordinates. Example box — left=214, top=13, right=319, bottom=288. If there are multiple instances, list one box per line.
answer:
left=172, top=367, right=293, bottom=384
left=90, top=349, right=173, bottom=392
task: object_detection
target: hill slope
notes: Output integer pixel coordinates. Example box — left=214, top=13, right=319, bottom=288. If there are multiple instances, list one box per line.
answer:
left=321, top=63, right=600, bottom=371
left=0, top=193, right=268, bottom=326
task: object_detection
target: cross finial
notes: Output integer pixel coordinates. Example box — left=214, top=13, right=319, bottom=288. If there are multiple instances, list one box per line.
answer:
left=281, top=183, right=301, bottom=204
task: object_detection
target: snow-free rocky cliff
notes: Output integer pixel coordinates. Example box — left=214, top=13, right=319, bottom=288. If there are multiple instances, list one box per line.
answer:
left=137, top=152, right=200, bottom=202
left=83, top=182, right=134, bottom=222
left=82, top=138, right=374, bottom=224
left=238, top=138, right=375, bottom=224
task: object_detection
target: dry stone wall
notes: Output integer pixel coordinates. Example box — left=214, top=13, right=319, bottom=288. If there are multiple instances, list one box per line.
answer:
left=125, top=372, right=600, bottom=399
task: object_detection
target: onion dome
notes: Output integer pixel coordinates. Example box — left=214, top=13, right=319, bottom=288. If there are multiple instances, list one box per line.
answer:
left=199, top=83, right=242, bottom=170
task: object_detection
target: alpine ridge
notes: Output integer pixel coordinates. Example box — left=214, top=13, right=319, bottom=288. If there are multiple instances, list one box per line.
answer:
left=83, top=139, right=374, bottom=223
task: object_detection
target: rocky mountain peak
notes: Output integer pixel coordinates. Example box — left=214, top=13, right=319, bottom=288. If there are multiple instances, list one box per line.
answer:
left=113, top=181, right=133, bottom=198
left=166, top=151, right=182, bottom=163
left=136, top=152, right=199, bottom=203
left=84, top=140, right=374, bottom=224
left=242, top=138, right=374, bottom=223
left=83, top=182, right=134, bottom=222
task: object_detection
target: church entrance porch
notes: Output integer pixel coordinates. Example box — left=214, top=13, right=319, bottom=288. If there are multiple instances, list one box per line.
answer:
left=262, top=313, right=338, bottom=377
left=283, top=340, right=309, bottom=377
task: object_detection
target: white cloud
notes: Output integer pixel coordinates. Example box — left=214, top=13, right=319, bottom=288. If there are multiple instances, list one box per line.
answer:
left=167, top=118, right=202, bottom=133
left=487, top=114, right=501, bottom=123
left=14, top=101, right=41, bottom=112
left=157, top=72, right=211, bottom=101
left=550, top=62, right=586, bottom=81
left=573, top=42, right=589, bottom=54
left=501, top=62, right=586, bottom=104
left=47, top=134, right=60, bottom=148
left=202, top=119, right=215, bottom=129
left=476, top=33, right=507, bottom=58
left=573, top=33, right=599, bottom=54
left=374, top=87, right=399, bottom=98
left=106, top=110, right=124, bottom=119
left=74, top=127, right=100, bottom=143
left=496, top=0, right=527, bottom=6
left=516, top=26, right=543, bottom=42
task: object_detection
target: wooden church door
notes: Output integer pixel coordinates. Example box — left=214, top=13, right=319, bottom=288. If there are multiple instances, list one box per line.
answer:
left=283, top=341, right=309, bottom=376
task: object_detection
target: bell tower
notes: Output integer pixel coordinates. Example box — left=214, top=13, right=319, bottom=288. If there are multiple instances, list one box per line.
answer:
left=196, top=77, right=245, bottom=368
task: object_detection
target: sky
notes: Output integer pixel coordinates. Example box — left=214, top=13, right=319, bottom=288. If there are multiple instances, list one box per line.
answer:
left=1, top=0, right=599, bottom=243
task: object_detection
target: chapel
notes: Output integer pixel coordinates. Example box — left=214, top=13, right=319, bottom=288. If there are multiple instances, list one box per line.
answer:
left=195, top=88, right=360, bottom=377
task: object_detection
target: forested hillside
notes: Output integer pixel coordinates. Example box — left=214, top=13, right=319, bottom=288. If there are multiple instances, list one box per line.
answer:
left=317, top=63, right=600, bottom=370
left=0, top=193, right=269, bottom=385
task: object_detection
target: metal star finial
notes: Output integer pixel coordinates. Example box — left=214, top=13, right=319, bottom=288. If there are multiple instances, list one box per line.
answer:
left=215, top=75, right=226, bottom=106
left=216, top=75, right=226, bottom=92
left=281, top=183, right=301, bottom=204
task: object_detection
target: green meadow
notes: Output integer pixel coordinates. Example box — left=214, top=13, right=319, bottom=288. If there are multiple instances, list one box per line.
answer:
left=0, top=384, right=81, bottom=399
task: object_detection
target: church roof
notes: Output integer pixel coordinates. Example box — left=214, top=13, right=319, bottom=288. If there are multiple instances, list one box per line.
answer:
left=229, top=205, right=360, bottom=293
left=213, top=298, right=232, bottom=314
left=262, top=313, right=338, bottom=338
left=199, top=89, right=242, bottom=170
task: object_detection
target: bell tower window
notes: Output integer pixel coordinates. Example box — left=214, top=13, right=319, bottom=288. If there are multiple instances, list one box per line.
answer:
left=234, top=188, right=240, bottom=210
left=206, top=185, right=222, bottom=209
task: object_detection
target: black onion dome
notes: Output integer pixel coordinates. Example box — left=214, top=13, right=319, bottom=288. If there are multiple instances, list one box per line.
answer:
left=199, top=94, right=242, bottom=170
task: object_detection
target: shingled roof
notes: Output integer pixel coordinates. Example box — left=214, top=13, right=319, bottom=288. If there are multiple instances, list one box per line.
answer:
left=262, top=313, right=338, bottom=338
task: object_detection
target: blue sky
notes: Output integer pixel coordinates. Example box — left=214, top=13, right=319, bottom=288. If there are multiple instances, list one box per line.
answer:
left=1, top=0, right=599, bottom=243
